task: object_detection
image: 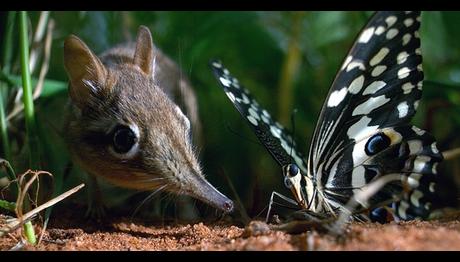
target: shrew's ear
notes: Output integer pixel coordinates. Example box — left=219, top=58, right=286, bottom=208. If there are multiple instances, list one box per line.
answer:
left=64, top=35, right=108, bottom=109
left=133, top=25, right=154, bottom=76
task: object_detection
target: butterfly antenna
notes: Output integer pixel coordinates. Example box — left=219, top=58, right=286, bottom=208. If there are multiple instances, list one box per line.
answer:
left=225, top=122, right=263, bottom=146
left=289, top=108, right=299, bottom=162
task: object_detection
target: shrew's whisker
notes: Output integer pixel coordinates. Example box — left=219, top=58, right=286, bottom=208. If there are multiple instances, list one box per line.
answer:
left=130, top=184, right=169, bottom=220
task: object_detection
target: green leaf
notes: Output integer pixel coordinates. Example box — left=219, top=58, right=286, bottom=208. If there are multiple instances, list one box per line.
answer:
left=6, top=75, right=67, bottom=97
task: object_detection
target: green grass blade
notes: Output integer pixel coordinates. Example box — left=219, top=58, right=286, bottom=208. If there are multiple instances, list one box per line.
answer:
left=23, top=221, right=37, bottom=245
left=2, top=12, right=16, bottom=73
left=0, top=97, right=10, bottom=159
left=0, top=11, right=16, bottom=161
left=0, top=158, right=18, bottom=194
left=19, top=11, right=40, bottom=169
left=18, top=10, right=38, bottom=246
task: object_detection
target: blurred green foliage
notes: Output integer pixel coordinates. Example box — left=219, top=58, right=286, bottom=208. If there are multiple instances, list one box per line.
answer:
left=1, top=11, right=460, bottom=220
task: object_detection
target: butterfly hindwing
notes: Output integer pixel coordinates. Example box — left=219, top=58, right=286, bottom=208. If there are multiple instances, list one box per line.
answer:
left=210, top=60, right=307, bottom=172
left=323, top=124, right=442, bottom=219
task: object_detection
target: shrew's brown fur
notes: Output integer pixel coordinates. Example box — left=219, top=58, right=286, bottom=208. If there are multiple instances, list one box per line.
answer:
left=63, top=26, right=233, bottom=213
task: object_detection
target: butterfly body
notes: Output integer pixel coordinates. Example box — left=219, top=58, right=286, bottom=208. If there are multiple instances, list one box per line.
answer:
left=211, top=11, right=442, bottom=221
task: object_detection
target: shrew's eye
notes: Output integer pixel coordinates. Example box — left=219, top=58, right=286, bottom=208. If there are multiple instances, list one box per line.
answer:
left=112, top=125, right=137, bottom=154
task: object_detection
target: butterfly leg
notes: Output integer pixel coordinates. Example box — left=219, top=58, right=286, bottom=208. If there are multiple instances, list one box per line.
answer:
left=265, top=191, right=299, bottom=223
left=265, top=192, right=334, bottom=234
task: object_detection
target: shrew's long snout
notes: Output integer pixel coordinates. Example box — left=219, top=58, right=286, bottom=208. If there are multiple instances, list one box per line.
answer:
left=186, top=172, right=234, bottom=213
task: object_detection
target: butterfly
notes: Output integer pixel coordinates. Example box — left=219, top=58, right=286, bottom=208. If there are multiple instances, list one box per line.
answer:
left=210, top=11, right=443, bottom=222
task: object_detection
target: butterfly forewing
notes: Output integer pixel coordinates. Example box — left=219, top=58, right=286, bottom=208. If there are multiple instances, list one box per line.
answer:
left=309, top=11, right=442, bottom=219
left=309, top=11, right=424, bottom=183
left=210, top=61, right=307, bottom=173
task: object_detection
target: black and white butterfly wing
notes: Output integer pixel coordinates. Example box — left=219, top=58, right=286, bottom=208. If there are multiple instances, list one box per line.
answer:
left=307, top=11, right=442, bottom=219
left=210, top=11, right=442, bottom=221
left=210, top=61, right=307, bottom=173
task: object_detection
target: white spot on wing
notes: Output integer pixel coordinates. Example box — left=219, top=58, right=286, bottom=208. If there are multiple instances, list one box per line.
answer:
left=410, top=190, right=424, bottom=207
left=370, top=47, right=389, bottom=66
left=408, top=173, right=422, bottom=188
left=262, top=110, right=270, bottom=117
left=397, top=51, right=409, bottom=64
left=351, top=143, right=368, bottom=170
left=352, top=95, right=390, bottom=116
left=397, top=101, right=409, bottom=118
left=408, top=140, right=422, bottom=154
left=270, top=125, right=282, bottom=138
left=404, top=18, right=414, bottom=27
left=374, top=26, right=386, bottom=35
left=220, top=77, right=232, bottom=87
left=429, top=182, right=436, bottom=193
left=431, top=142, right=439, bottom=154
left=417, top=81, right=423, bottom=90
left=346, top=61, right=366, bottom=72
left=247, top=115, right=258, bottom=126
left=432, top=163, right=438, bottom=175
left=417, top=64, right=423, bottom=72
left=248, top=107, right=260, bottom=120
left=425, top=202, right=431, bottom=210
left=351, top=166, right=366, bottom=188
left=363, top=81, right=386, bottom=95
left=413, top=155, right=430, bottom=172
left=402, top=33, right=412, bottom=46
left=327, top=87, right=348, bottom=107
left=358, top=27, right=375, bottom=43
left=241, top=93, right=250, bottom=104
left=398, top=201, right=409, bottom=219
left=385, top=16, right=397, bottom=27
left=236, top=93, right=250, bottom=104
left=371, top=65, right=387, bottom=77
left=348, top=75, right=365, bottom=94
left=398, top=67, right=411, bottom=79
left=412, top=126, right=425, bottom=136
left=212, top=61, right=222, bottom=68
left=341, top=55, right=353, bottom=70
left=226, top=91, right=236, bottom=103
left=402, top=82, right=414, bottom=94
left=280, top=139, right=292, bottom=156
left=386, top=28, right=399, bottom=39
left=261, top=114, right=270, bottom=124
left=347, top=116, right=379, bottom=142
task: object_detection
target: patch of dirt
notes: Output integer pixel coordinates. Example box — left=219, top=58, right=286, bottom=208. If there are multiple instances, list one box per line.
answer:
left=2, top=207, right=460, bottom=250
